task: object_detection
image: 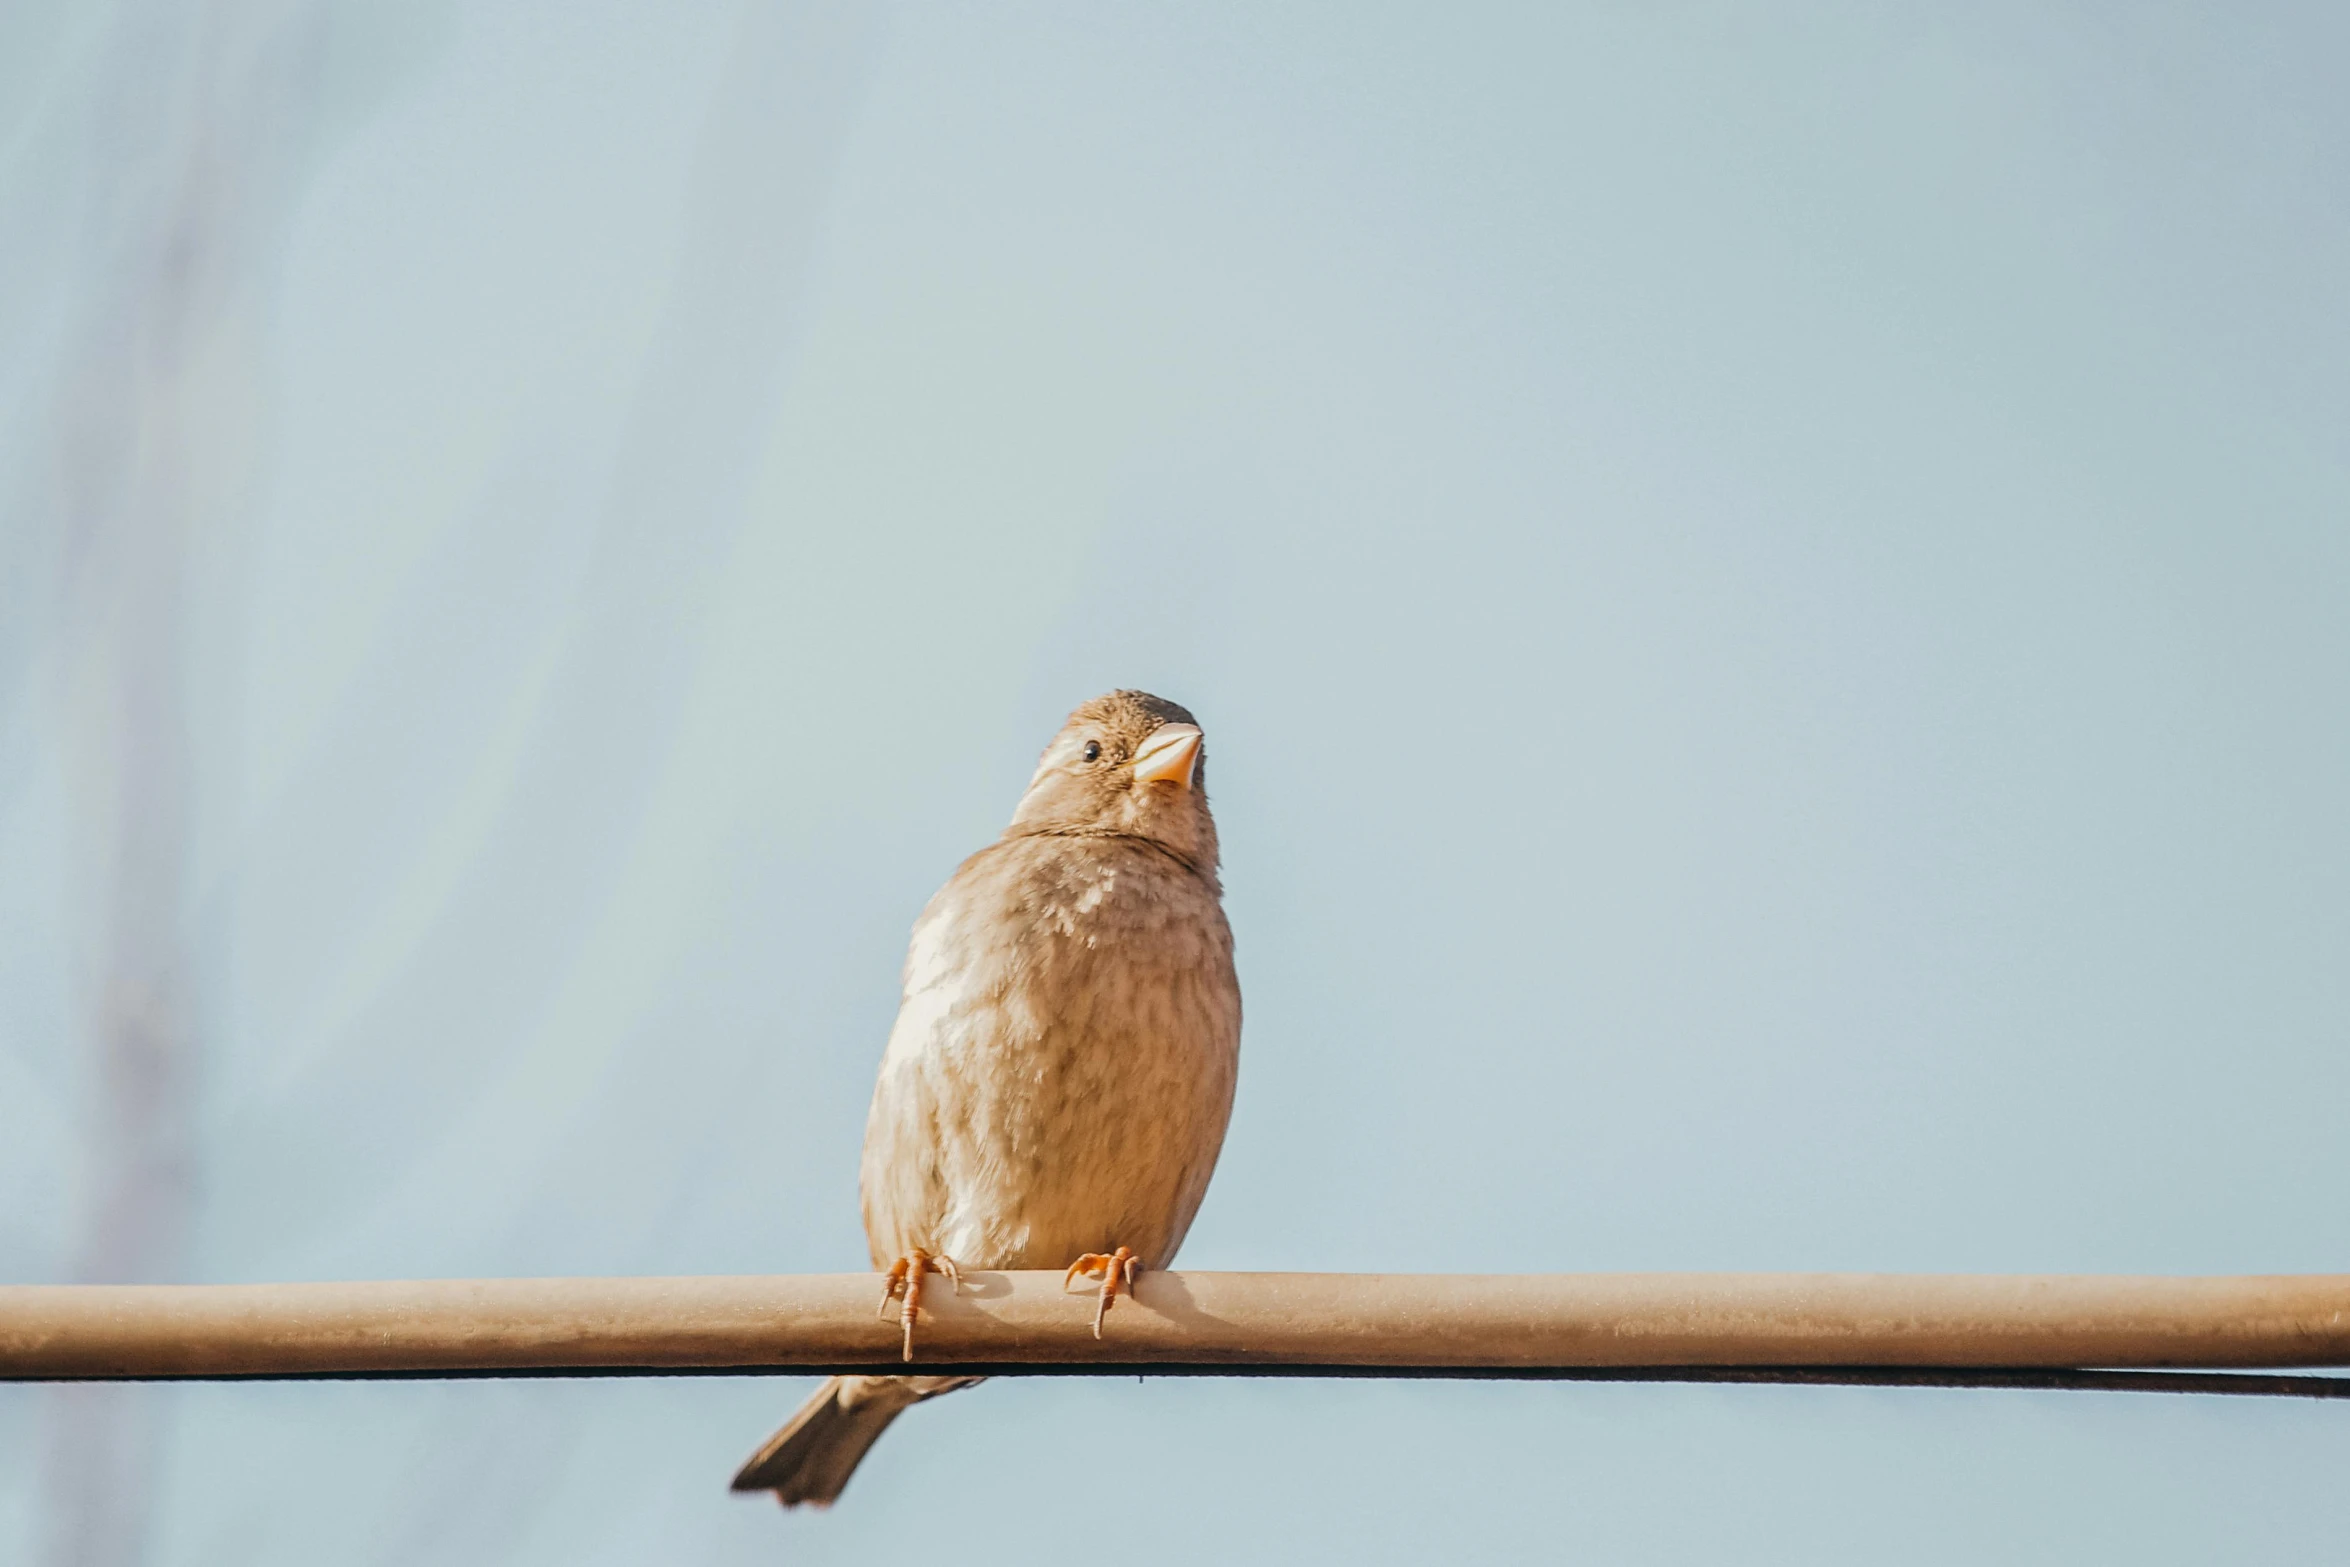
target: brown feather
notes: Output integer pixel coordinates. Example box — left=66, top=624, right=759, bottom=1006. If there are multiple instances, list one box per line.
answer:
left=729, top=1376, right=976, bottom=1507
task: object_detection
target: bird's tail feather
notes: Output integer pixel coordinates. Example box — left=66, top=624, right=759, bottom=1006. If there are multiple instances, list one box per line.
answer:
left=730, top=1375, right=981, bottom=1508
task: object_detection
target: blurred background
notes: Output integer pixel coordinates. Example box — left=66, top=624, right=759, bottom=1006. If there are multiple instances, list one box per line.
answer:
left=4, top=1, right=2348, bottom=1561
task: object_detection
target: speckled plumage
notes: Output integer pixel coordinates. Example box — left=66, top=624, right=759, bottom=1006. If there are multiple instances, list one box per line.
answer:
left=733, top=691, right=1241, bottom=1508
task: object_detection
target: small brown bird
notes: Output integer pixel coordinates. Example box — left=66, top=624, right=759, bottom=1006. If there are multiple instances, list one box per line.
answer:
left=732, top=690, right=1242, bottom=1508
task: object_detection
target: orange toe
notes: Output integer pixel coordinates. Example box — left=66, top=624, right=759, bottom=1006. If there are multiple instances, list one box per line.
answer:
left=876, top=1249, right=963, bottom=1361
left=1062, top=1246, right=1143, bottom=1338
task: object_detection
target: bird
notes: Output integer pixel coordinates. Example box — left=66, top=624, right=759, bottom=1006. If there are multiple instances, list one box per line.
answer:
left=731, top=689, right=1242, bottom=1508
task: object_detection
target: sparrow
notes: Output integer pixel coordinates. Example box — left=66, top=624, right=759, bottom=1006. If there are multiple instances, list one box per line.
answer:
left=731, top=690, right=1242, bottom=1508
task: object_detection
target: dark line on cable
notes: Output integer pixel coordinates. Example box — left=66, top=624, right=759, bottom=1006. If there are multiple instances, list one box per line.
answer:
left=12, top=1365, right=2347, bottom=1397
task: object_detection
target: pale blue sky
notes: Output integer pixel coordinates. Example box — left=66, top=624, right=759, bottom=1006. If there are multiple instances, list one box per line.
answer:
left=4, top=2, right=2348, bottom=1561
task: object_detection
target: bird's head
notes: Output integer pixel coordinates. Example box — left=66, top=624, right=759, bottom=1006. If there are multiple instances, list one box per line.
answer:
left=1007, top=689, right=1219, bottom=875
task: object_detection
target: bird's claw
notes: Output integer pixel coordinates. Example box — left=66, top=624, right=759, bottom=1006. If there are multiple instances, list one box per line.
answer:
left=876, top=1249, right=963, bottom=1361
left=1063, top=1246, right=1143, bottom=1338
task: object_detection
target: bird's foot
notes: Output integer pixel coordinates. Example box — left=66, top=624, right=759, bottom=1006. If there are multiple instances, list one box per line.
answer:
left=1062, top=1246, right=1144, bottom=1338
left=876, top=1248, right=963, bottom=1362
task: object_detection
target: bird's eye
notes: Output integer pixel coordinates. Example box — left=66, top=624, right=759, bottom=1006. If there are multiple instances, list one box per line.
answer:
left=1081, top=741, right=1102, bottom=763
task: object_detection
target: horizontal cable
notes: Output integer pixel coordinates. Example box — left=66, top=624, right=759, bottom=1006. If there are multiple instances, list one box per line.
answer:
left=5, top=1272, right=2347, bottom=1395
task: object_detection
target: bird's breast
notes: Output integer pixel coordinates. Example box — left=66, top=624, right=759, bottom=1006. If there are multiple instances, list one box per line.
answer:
left=860, top=839, right=1240, bottom=1272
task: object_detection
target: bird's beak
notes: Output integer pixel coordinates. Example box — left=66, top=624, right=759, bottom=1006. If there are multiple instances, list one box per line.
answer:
left=1130, top=723, right=1202, bottom=789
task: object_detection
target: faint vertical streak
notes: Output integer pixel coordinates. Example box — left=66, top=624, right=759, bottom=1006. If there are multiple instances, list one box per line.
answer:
left=362, top=3, right=879, bottom=1544
left=559, top=0, right=880, bottom=695
left=41, top=5, right=319, bottom=1565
